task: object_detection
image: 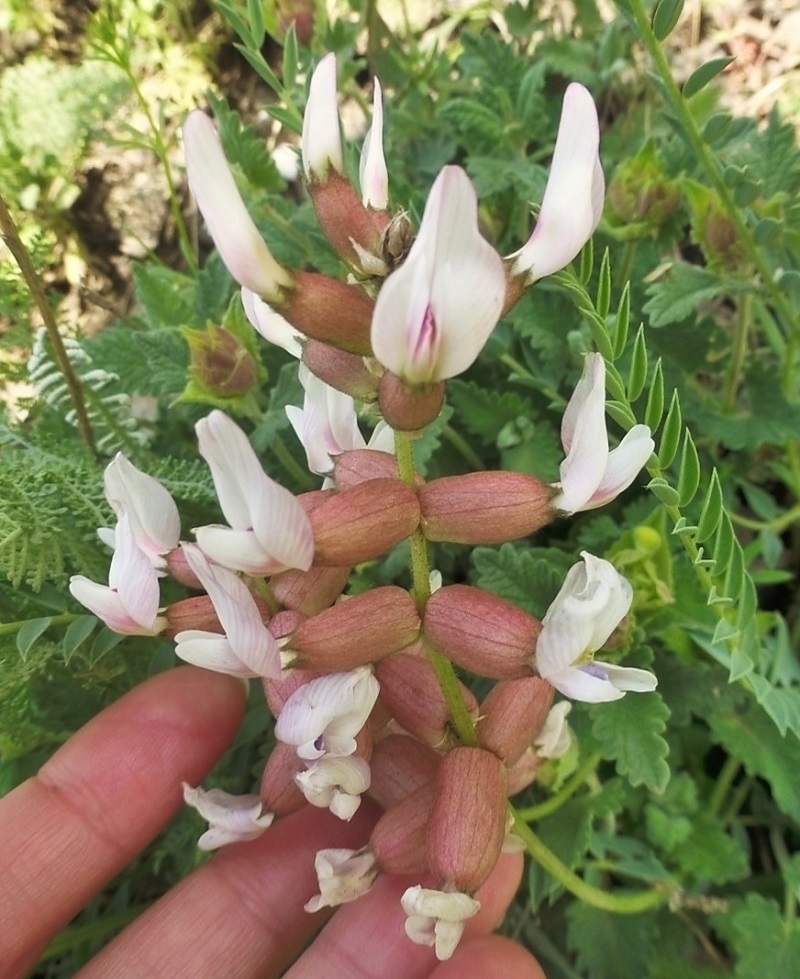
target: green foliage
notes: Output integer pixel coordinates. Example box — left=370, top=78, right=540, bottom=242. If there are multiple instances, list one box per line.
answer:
left=590, top=688, right=671, bottom=792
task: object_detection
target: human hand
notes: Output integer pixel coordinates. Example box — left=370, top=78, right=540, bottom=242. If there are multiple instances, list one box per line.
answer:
left=0, top=667, right=545, bottom=978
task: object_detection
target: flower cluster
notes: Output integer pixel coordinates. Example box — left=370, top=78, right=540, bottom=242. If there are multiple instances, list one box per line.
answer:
left=69, top=54, right=657, bottom=963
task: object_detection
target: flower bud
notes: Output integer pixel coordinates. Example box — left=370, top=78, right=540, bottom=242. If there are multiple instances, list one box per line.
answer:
left=184, top=324, right=257, bottom=396
left=369, top=734, right=441, bottom=808
left=283, top=586, right=420, bottom=670
left=301, top=339, right=379, bottom=401
left=270, top=565, right=351, bottom=616
left=506, top=747, right=542, bottom=796
left=419, top=471, right=556, bottom=544
left=330, top=449, right=401, bottom=491
left=164, top=595, right=222, bottom=639
left=260, top=742, right=306, bottom=816
left=423, top=585, right=538, bottom=679
left=427, top=747, right=508, bottom=892
left=476, top=678, right=555, bottom=765
left=165, top=546, right=203, bottom=588
left=378, top=371, right=445, bottom=432
left=268, top=609, right=307, bottom=640
left=309, top=479, right=420, bottom=566
left=309, top=170, right=390, bottom=270
left=283, top=272, right=374, bottom=356
left=371, top=782, right=436, bottom=876
left=376, top=652, right=478, bottom=749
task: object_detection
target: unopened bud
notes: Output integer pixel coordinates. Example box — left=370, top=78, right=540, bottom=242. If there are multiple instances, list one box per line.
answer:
left=423, top=585, right=538, bottom=679
left=183, top=324, right=257, bottom=396
left=284, top=585, right=420, bottom=670
left=378, top=372, right=445, bottom=432
left=376, top=652, right=477, bottom=749
left=283, top=272, right=374, bottom=355
left=165, top=547, right=203, bottom=588
left=301, top=339, right=379, bottom=401
left=506, top=747, right=542, bottom=796
left=371, top=782, right=436, bottom=876
left=260, top=742, right=306, bottom=816
left=419, top=472, right=556, bottom=544
left=476, top=678, right=555, bottom=765
left=428, top=747, right=508, bottom=892
left=308, top=170, right=389, bottom=270
left=369, top=734, right=441, bottom=808
left=332, top=449, right=401, bottom=490
left=310, top=479, right=420, bottom=565
left=271, top=565, right=351, bottom=616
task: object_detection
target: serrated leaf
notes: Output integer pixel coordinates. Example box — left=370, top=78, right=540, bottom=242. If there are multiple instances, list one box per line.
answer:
left=682, top=56, right=735, bottom=98
left=724, top=895, right=800, bottom=979
left=671, top=812, right=748, bottom=884
left=132, top=265, right=195, bottom=329
left=567, top=903, right=659, bottom=979
left=652, top=0, right=685, bottom=39
left=527, top=796, right=593, bottom=907
left=590, top=691, right=671, bottom=791
left=16, top=617, right=52, bottom=657
left=644, top=359, right=664, bottom=430
left=447, top=380, right=534, bottom=443
left=710, top=703, right=800, bottom=821
left=676, top=431, right=700, bottom=506
left=658, top=391, right=682, bottom=468
left=696, top=469, right=723, bottom=541
left=471, top=543, right=572, bottom=617
left=643, top=262, right=748, bottom=328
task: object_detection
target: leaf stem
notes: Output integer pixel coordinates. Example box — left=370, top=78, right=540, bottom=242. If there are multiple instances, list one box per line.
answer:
left=722, top=293, right=751, bottom=412
left=516, top=751, right=602, bottom=822
left=510, top=803, right=671, bottom=913
left=0, top=613, right=81, bottom=637
left=0, top=194, right=97, bottom=457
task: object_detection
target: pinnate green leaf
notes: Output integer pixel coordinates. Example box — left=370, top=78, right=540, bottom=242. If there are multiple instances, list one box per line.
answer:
left=682, top=57, right=735, bottom=98
left=652, top=0, right=685, bottom=39
left=696, top=469, right=723, bottom=541
left=676, top=431, right=700, bottom=506
left=17, top=617, right=52, bottom=658
left=627, top=325, right=648, bottom=402
left=644, top=359, right=664, bottom=431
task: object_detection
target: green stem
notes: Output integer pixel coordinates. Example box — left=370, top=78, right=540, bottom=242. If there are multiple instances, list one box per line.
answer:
left=271, top=434, right=316, bottom=490
left=708, top=754, right=741, bottom=817
left=625, top=0, right=799, bottom=340
left=394, top=432, right=477, bottom=746
left=442, top=425, right=486, bottom=471
left=516, top=752, right=602, bottom=822
left=510, top=804, right=670, bottom=913
left=0, top=194, right=97, bottom=457
left=0, top=612, right=81, bottom=636
left=722, top=293, right=751, bottom=412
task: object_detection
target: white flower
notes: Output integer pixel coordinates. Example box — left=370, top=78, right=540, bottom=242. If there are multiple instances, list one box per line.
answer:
left=302, top=53, right=343, bottom=182
left=507, top=83, right=604, bottom=283
left=359, top=78, right=388, bottom=209
left=370, top=166, right=506, bottom=385
left=536, top=552, right=657, bottom=703
left=554, top=353, right=654, bottom=514
left=286, top=366, right=365, bottom=476
left=69, top=514, right=164, bottom=636
left=533, top=701, right=572, bottom=759
left=193, top=410, right=314, bottom=575
left=275, top=667, right=379, bottom=761
left=295, top=755, right=371, bottom=820
left=100, top=453, right=180, bottom=568
left=241, top=288, right=304, bottom=358
left=182, top=783, right=273, bottom=850
left=304, top=847, right=378, bottom=912
left=174, top=544, right=281, bottom=678
left=401, top=885, right=481, bottom=961
left=183, top=110, right=292, bottom=300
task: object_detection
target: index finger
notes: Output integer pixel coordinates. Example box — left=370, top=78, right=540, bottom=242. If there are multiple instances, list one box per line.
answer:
left=0, top=666, right=246, bottom=978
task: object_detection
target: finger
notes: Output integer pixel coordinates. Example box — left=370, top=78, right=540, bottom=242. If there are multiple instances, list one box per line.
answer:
left=0, top=667, right=246, bottom=978
left=76, top=801, right=379, bottom=979
left=431, top=935, right=547, bottom=979
left=284, top=851, right=526, bottom=979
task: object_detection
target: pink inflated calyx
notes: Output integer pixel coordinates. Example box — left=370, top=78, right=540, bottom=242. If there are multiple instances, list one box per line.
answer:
left=419, top=471, right=557, bottom=544
left=476, top=677, right=555, bottom=765
left=423, top=585, right=539, bottom=679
